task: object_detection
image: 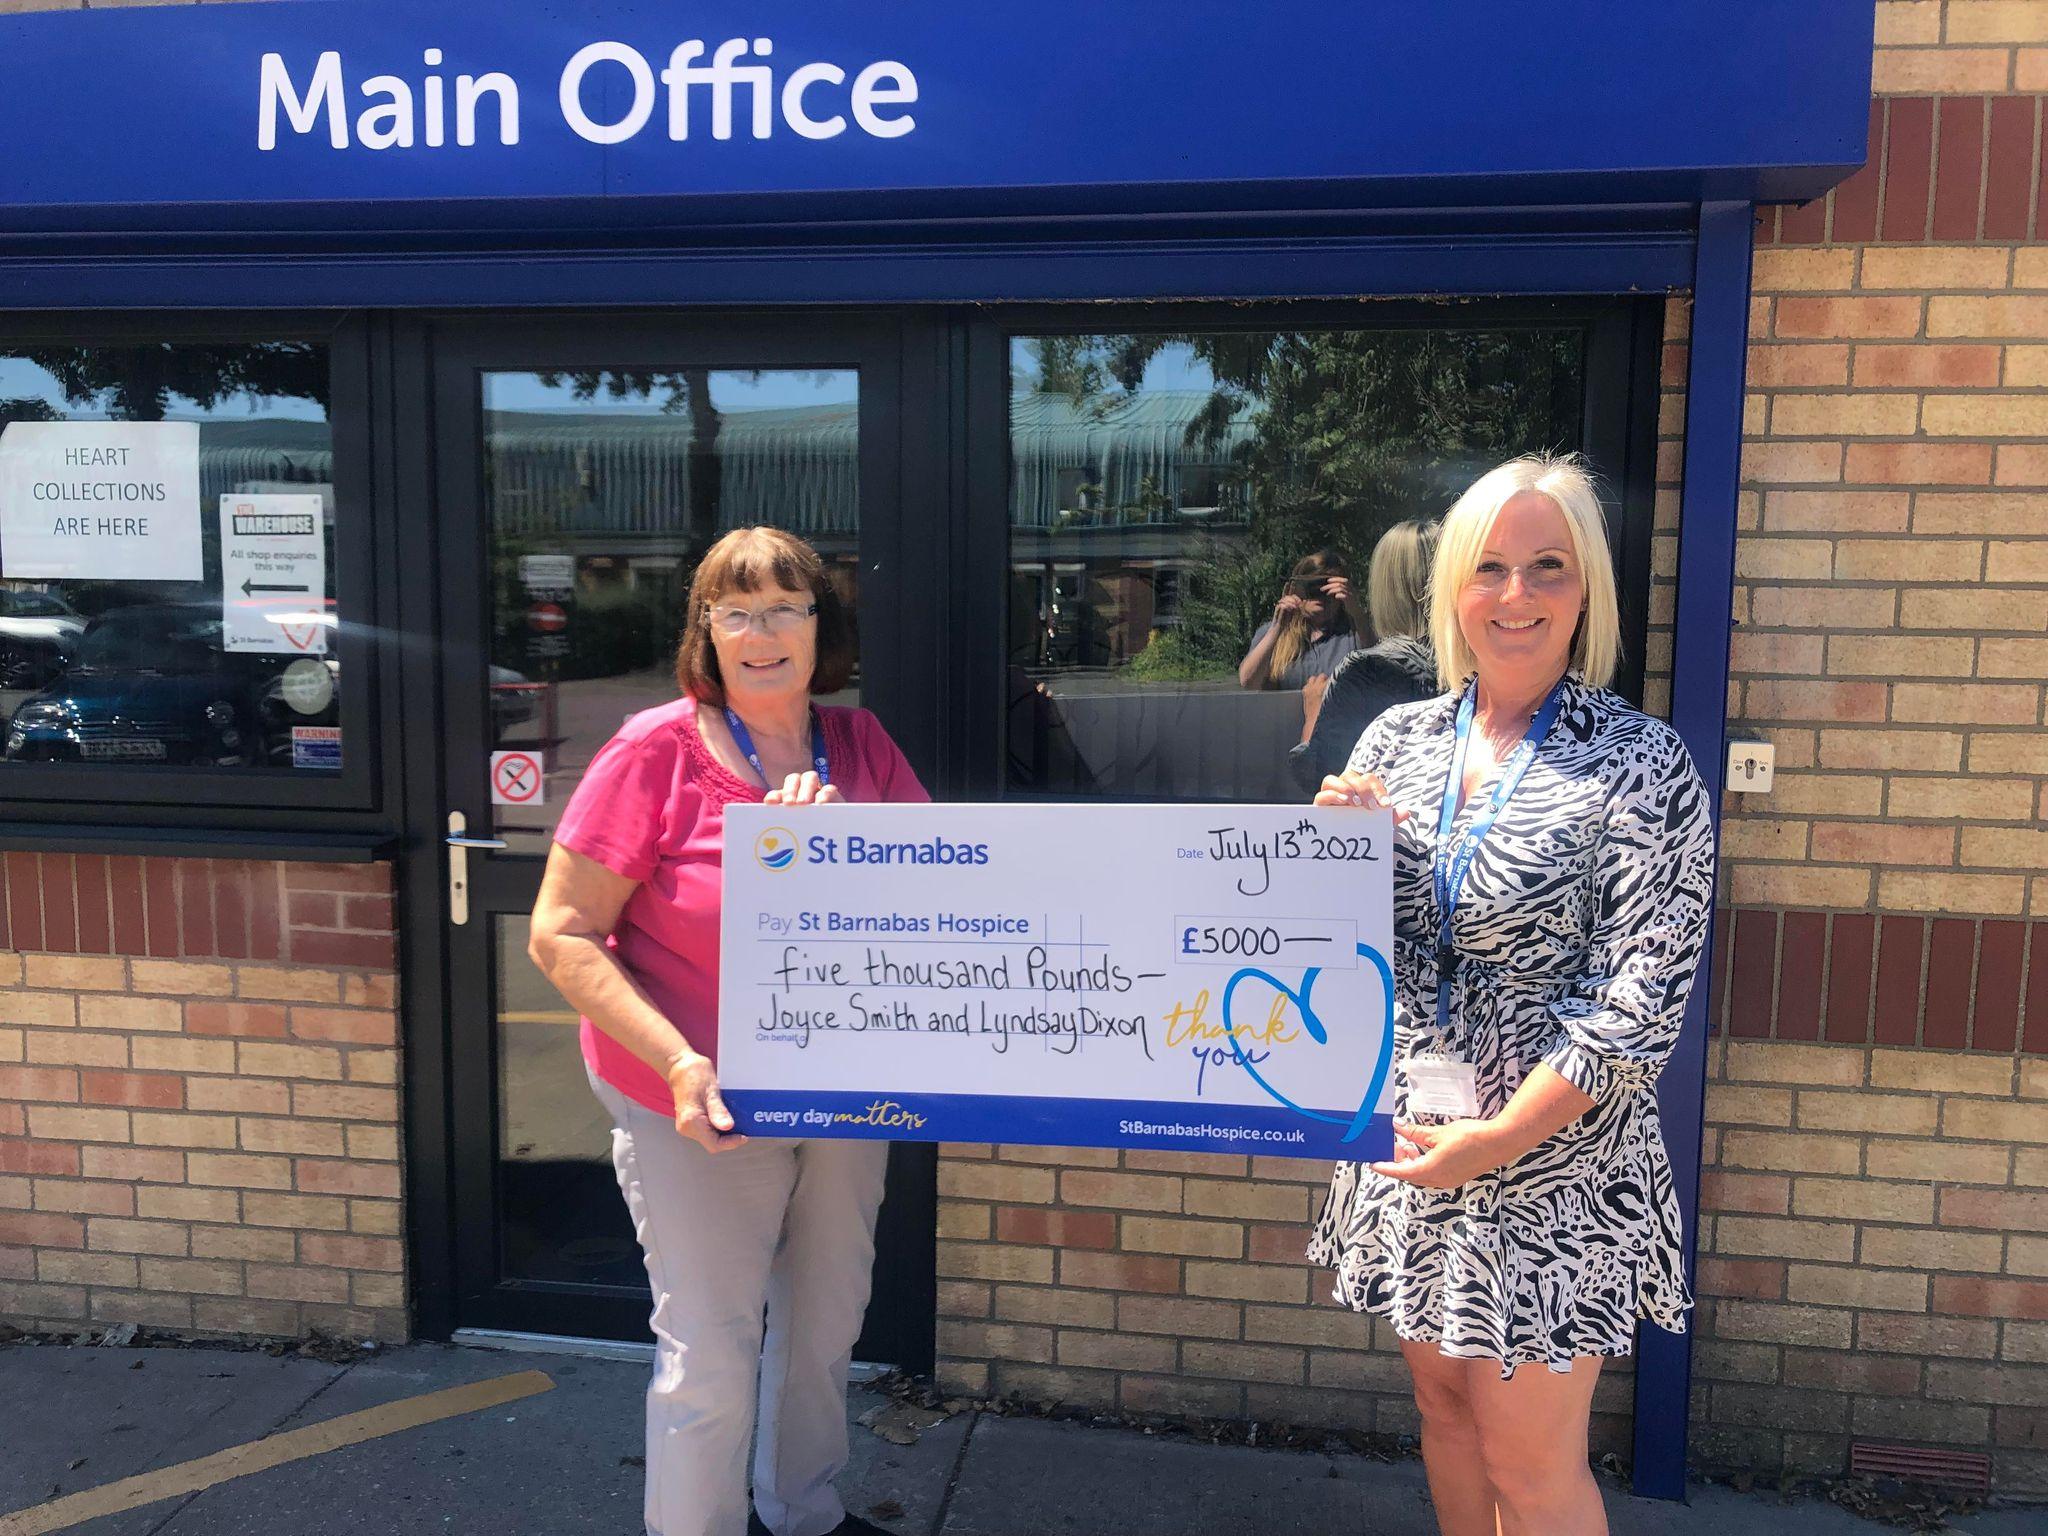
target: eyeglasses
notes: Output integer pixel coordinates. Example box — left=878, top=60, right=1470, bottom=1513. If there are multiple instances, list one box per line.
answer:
left=1466, top=557, right=1579, bottom=595
left=706, top=601, right=818, bottom=636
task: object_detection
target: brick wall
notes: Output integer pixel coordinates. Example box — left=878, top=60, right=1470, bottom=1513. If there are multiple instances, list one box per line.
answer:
left=1695, top=1043, right=2048, bottom=1489
left=0, top=855, right=405, bottom=1341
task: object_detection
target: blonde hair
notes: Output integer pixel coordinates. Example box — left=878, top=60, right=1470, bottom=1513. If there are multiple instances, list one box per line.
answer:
left=1428, top=454, right=1620, bottom=692
left=1366, top=518, right=1438, bottom=641
left=1265, top=548, right=1347, bottom=687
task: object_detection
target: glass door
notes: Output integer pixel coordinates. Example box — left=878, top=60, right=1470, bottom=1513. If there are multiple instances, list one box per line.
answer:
left=429, top=316, right=934, bottom=1363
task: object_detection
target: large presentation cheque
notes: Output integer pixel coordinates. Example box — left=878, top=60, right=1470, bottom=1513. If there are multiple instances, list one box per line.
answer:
left=718, top=803, right=1394, bottom=1160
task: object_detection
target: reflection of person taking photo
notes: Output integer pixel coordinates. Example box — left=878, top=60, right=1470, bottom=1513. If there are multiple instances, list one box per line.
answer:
left=1235, top=548, right=1365, bottom=692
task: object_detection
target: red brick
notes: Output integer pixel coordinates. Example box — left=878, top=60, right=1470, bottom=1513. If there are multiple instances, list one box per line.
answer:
left=1729, top=910, right=1777, bottom=1039
left=1852, top=345, right=2003, bottom=388
left=1942, top=1189, right=2048, bottom=1234
left=0, top=1106, right=20, bottom=1138
left=1780, top=194, right=1827, bottom=244
left=8, top=852, right=44, bottom=952
left=1830, top=101, right=1883, bottom=243
left=993, top=1207, right=1111, bottom=1249
left=143, top=858, right=179, bottom=958
left=1874, top=917, right=1925, bottom=1047
left=288, top=1008, right=396, bottom=1046
left=1985, top=96, right=2038, bottom=241
left=288, top=892, right=339, bottom=928
left=0, top=1211, right=83, bottom=1249
left=1934, top=1277, right=2048, bottom=1322
left=0, top=1141, right=80, bottom=1177
left=1973, top=920, right=2025, bottom=1053
left=78, top=1070, right=184, bottom=1110
left=1924, top=920, right=1975, bottom=1050
left=1697, top=1257, right=1785, bottom=1301
left=1776, top=912, right=1824, bottom=1042
left=1247, top=1224, right=1310, bottom=1264
left=180, top=860, right=214, bottom=958
left=1058, top=1251, right=1181, bottom=1294
left=249, top=866, right=283, bottom=962
left=2026, top=926, right=2048, bottom=1055
left=290, top=931, right=397, bottom=969
left=342, top=895, right=394, bottom=932
left=215, top=862, right=251, bottom=962
left=108, top=855, right=146, bottom=956
left=0, top=1065, right=78, bottom=1104
left=1709, top=908, right=1732, bottom=1036
left=186, top=1002, right=289, bottom=1039
left=1882, top=97, right=1934, bottom=242
left=1703, top=1172, right=1790, bottom=1215
left=72, top=855, right=112, bottom=956
left=1932, top=97, right=1985, bottom=242
left=1826, top=914, right=1875, bottom=1045
left=40, top=855, right=78, bottom=954
left=1843, top=442, right=1992, bottom=486
left=1775, top=296, right=1922, bottom=340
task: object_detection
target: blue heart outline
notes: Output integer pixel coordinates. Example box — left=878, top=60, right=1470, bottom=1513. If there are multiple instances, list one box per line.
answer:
left=1220, top=944, right=1395, bottom=1146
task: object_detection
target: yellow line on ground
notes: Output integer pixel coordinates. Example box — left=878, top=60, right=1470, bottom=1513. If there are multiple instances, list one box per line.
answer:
left=0, top=1368, right=554, bottom=1536
left=498, top=1010, right=581, bottom=1025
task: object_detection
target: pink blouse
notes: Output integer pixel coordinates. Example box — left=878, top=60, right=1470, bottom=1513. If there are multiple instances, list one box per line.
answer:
left=553, top=694, right=929, bottom=1116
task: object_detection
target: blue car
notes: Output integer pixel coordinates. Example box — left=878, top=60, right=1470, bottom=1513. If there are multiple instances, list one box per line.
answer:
left=5, top=604, right=291, bottom=767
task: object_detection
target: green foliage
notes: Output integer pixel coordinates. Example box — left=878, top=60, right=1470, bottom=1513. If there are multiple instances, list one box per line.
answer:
left=1021, top=326, right=1582, bottom=671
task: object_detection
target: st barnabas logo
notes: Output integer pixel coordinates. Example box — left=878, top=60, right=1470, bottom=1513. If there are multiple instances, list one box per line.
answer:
left=754, top=827, right=800, bottom=871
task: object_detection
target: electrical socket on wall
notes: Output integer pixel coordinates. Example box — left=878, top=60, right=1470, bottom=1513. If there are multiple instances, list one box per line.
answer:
left=1726, top=739, right=1774, bottom=794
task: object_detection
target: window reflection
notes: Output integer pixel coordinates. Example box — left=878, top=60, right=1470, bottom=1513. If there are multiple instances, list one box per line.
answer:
left=0, top=343, right=338, bottom=771
left=481, top=369, right=860, bottom=852
left=1007, top=329, right=1584, bottom=801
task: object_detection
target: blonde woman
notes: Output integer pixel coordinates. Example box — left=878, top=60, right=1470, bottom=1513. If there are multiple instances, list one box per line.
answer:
left=1236, top=547, right=1365, bottom=691
left=1306, top=455, right=1715, bottom=1536
left=1290, top=517, right=1442, bottom=792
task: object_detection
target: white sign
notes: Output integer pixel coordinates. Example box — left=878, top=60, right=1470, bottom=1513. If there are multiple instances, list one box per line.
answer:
left=491, top=749, right=545, bottom=806
left=518, top=554, right=576, bottom=593
left=0, top=421, right=202, bottom=581
left=719, top=803, right=1396, bottom=1159
left=219, top=493, right=328, bottom=654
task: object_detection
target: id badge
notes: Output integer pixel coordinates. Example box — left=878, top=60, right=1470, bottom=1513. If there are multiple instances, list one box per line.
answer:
left=1406, top=1055, right=1480, bottom=1119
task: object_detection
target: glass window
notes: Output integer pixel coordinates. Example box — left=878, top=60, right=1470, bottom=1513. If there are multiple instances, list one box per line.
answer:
left=0, top=343, right=340, bottom=771
left=480, top=368, right=860, bottom=853
left=1006, top=327, right=1585, bottom=801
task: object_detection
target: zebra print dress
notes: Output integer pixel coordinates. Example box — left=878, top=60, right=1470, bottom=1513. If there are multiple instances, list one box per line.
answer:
left=1305, top=672, right=1716, bottom=1376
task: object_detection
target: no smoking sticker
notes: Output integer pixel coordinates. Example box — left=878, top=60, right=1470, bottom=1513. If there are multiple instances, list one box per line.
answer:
left=490, top=749, right=544, bottom=806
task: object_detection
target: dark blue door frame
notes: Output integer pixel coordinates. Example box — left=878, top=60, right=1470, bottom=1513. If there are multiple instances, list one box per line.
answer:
left=1632, top=198, right=1754, bottom=1502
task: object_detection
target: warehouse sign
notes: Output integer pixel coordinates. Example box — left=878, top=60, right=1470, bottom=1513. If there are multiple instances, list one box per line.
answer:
left=0, top=422, right=202, bottom=582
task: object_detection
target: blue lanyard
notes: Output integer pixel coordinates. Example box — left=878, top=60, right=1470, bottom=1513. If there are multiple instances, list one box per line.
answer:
left=722, top=706, right=831, bottom=790
left=1432, top=679, right=1567, bottom=1033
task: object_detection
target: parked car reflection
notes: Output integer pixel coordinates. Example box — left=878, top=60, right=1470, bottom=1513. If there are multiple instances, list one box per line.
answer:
left=4, top=604, right=319, bottom=767
left=0, top=588, right=85, bottom=691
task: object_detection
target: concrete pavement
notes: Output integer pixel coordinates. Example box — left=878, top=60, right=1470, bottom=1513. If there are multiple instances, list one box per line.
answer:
left=0, top=1337, right=2035, bottom=1536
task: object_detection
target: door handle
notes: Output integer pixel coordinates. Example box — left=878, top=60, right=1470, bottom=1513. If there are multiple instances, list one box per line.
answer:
left=444, top=812, right=506, bottom=926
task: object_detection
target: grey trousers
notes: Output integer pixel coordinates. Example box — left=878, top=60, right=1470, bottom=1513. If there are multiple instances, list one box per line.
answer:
left=590, top=1070, right=891, bottom=1536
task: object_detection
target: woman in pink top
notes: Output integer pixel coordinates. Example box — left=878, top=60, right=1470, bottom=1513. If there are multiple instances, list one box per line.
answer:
left=529, top=527, right=925, bottom=1536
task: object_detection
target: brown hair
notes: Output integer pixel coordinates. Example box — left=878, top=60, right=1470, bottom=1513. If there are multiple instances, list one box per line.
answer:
left=674, top=527, right=857, bottom=705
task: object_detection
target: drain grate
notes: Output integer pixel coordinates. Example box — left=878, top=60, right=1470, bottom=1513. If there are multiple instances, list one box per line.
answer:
left=1848, top=1441, right=1993, bottom=1495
